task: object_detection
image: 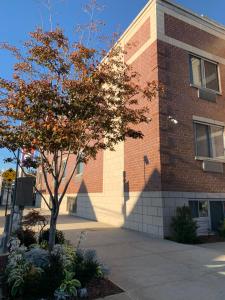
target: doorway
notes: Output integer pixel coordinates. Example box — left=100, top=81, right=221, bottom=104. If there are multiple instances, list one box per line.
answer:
left=210, top=201, right=224, bottom=232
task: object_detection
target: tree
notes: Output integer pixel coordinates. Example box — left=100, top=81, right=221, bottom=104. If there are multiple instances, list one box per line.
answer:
left=0, top=28, right=159, bottom=250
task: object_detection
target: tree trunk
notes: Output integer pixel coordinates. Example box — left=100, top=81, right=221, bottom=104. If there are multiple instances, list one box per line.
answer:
left=49, top=206, right=59, bottom=251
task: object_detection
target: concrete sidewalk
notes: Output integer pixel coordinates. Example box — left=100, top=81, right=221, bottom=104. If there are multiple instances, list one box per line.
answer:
left=60, top=214, right=225, bottom=300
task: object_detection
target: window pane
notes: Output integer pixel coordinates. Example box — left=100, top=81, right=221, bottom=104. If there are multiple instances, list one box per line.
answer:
left=210, top=125, right=225, bottom=159
left=195, top=123, right=210, bottom=157
left=199, top=200, right=208, bottom=217
left=77, top=162, right=84, bottom=175
left=204, top=61, right=219, bottom=91
left=62, top=161, right=66, bottom=178
left=191, top=56, right=202, bottom=86
left=189, top=201, right=199, bottom=218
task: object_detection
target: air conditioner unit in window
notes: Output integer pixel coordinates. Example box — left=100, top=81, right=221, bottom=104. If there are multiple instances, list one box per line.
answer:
left=198, top=88, right=217, bottom=102
left=202, top=160, right=223, bottom=173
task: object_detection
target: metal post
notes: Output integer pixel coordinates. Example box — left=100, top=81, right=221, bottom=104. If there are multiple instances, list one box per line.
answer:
left=8, top=149, right=20, bottom=236
left=1, top=151, right=20, bottom=253
left=4, top=186, right=10, bottom=217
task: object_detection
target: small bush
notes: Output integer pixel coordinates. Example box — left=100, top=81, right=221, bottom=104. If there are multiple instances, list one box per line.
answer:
left=39, top=229, right=65, bottom=245
left=5, top=239, right=108, bottom=299
left=171, top=205, right=198, bottom=244
left=22, top=210, right=48, bottom=231
left=218, top=219, right=225, bottom=237
left=15, top=228, right=37, bottom=247
left=74, top=249, right=105, bottom=287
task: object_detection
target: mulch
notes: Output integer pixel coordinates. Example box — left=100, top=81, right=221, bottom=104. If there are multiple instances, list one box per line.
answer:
left=197, top=235, right=225, bottom=244
left=80, top=278, right=124, bottom=300
left=1, top=277, right=123, bottom=300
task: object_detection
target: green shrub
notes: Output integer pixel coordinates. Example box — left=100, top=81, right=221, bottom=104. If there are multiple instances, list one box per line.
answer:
left=39, top=250, right=65, bottom=296
left=15, top=228, right=37, bottom=247
left=39, top=229, right=65, bottom=245
left=74, top=249, right=105, bottom=287
left=218, top=219, right=225, bottom=237
left=171, top=205, right=198, bottom=244
left=5, top=239, right=108, bottom=299
left=5, top=244, right=42, bottom=298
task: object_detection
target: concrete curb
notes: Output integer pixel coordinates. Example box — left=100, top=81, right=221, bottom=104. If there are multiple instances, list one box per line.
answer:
left=96, top=293, right=132, bottom=300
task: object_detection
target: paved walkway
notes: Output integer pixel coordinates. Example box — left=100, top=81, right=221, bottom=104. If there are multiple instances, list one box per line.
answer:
left=2, top=211, right=225, bottom=300
left=59, top=214, right=225, bottom=300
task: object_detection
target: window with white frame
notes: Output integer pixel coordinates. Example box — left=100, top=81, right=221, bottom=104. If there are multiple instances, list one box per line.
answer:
left=194, top=122, right=225, bottom=160
left=189, top=200, right=208, bottom=218
left=190, top=55, right=220, bottom=92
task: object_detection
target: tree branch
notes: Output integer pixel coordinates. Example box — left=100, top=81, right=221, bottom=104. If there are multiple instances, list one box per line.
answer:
left=58, top=148, right=71, bottom=185
left=58, top=154, right=81, bottom=206
left=40, top=154, right=54, bottom=203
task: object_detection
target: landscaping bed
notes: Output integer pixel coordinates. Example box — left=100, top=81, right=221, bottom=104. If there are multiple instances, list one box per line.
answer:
left=1, top=278, right=123, bottom=300
left=78, top=278, right=123, bottom=300
left=197, top=235, right=225, bottom=244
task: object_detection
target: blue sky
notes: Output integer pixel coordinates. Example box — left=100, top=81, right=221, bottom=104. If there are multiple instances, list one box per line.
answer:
left=0, top=0, right=225, bottom=170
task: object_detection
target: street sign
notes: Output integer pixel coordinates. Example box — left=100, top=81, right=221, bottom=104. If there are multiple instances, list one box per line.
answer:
left=2, top=168, right=16, bottom=184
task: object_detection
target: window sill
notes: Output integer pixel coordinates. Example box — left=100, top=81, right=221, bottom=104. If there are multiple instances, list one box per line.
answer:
left=195, top=156, right=225, bottom=163
left=190, top=84, right=222, bottom=96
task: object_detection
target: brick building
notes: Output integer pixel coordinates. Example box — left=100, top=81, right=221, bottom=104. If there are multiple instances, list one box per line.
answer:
left=39, top=0, right=225, bottom=237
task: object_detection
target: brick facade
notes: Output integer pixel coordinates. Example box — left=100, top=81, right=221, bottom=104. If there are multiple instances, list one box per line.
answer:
left=160, top=19, right=225, bottom=192
left=125, top=18, right=151, bottom=61
left=40, top=0, right=225, bottom=238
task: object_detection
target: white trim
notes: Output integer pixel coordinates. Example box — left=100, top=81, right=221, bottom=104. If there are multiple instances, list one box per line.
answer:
left=157, top=0, right=225, bottom=40
left=125, top=2, right=157, bottom=65
left=118, top=0, right=155, bottom=44
left=190, top=84, right=222, bottom=96
left=158, top=32, right=225, bottom=65
left=195, top=156, right=225, bottom=164
left=193, top=115, right=225, bottom=127
left=126, top=39, right=154, bottom=65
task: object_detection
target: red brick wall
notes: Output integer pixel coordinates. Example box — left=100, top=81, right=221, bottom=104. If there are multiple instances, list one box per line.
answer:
left=165, top=14, right=225, bottom=58
left=125, top=18, right=150, bottom=61
left=158, top=36, right=225, bottom=192
left=60, top=151, right=103, bottom=194
left=40, top=151, right=103, bottom=195
left=124, top=41, right=162, bottom=192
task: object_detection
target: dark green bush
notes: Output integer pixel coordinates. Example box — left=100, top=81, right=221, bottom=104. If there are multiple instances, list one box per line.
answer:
left=171, top=205, right=198, bottom=244
left=218, top=219, right=225, bottom=237
left=39, top=252, right=65, bottom=296
left=74, top=249, right=103, bottom=287
left=15, top=228, right=37, bottom=247
left=39, top=229, right=65, bottom=245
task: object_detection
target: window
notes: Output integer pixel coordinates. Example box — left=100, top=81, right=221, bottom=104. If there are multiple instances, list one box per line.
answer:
left=62, top=160, right=66, bottom=179
left=190, top=55, right=220, bottom=92
left=189, top=200, right=208, bottom=218
left=77, top=162, right=84, bottom=175
left=194, top=122, right=225, bottom=160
